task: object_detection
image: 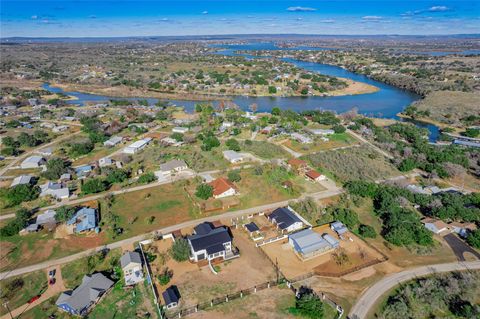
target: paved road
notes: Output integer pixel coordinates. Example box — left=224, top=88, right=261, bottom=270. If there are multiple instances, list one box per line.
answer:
left=348, top=260, right=480, bottom=319
left=443, top=233, right=480, bottom=261
left=0, top=185, right=342, bottom=280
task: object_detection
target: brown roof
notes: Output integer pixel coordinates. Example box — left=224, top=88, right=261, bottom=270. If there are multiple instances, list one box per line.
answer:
left=288, top=158, right=307, bottom=168
left=208, top=178, right=236, bottom=196
left=306, top=170, right=322, bottom=180
left=422, top=218, right=448, bottom=230
left=449, top=222, right=477, bottom=230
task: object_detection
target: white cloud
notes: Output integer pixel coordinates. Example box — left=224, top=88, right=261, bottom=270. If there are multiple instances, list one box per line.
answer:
left=319, top=19, right=335, bottom=23
left=362, top=15, right=383, bottom=21
left=428, top=6, right=449, bottom=12
left=31, top=15, right=38, bottom=20
left=202, top=11, right=208, bottom=15
left=287, top=6, right=317, bottom=12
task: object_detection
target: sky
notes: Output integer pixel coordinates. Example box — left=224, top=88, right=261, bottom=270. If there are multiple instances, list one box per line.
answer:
left=1, top=0, right=479, bottom=38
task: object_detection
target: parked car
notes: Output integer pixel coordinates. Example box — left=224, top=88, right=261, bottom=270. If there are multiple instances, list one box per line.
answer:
left=48, top=269, right=56, bottom=278
left=28, top=295, right=41, bottom=304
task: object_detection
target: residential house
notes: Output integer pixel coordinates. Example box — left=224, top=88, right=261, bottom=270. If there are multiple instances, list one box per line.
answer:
left=120, top=251, right=143, bottom=286
left=305, top=170, right=326, bottom=182
left=123, top=138, right=152, bottom=154
left=56, top=273, right=114, bottom=316
left=287, top=158, right=308, bottom=174
left=309, top=129, right=335, bottom=136
left=449, top=222, right=477, bottom=238
left=208, top=177, right=237, bottom=199
left=268, top=207, right=304, bottom=233
left=60, top=173, right=71, bottom=182
left=52, top=125, right=69, bottom=133
left=67, top=207, right=98, bottom=233
left=37, top=147, right=53, bottom=156
left=421, top=218, right=449, bottom=234
left=223, top=150, right=245, bottom=164
left=162, top=286, right=181, bottom=309
left=187, top=222, right=236, bottom=262
left=40, top=181, right=70, bottom=200
left=244, top=222, right=263, bottom=241
left=260, top=126, right=273, bottom=134
left=172, top=127, right=189, bottom=134
left=36, top=209, right=57, bottom=228
left=75, top=165, right=93, bottom=178
left=331, top=221, right=349, bottom=236
left=289, top=229, right=335, bottom=259
left=161, top=137, right=183, bottom=147
left=10, top=175, right=33, bottom=188
left=98, top=157, right=113, bottom=168
left=291, top=132, right=312, bottom=144
left=156, top=159, right=188, bottom=178
left=103, top=136, right=123, bottom=147
left=20, top=156, right=46, bottom=169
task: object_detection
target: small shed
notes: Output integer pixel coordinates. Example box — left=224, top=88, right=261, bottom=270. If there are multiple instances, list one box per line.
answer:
left=162, top=286, right=181, bottom=309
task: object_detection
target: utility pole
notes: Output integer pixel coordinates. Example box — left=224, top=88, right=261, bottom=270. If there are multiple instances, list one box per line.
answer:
left=3, top=301, right=13, bottom=319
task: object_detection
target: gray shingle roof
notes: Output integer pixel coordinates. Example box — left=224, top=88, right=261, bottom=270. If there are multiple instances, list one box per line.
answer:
left=120, top=251, right=142, bottom=269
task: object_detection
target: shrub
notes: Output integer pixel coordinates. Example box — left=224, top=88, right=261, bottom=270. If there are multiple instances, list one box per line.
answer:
left=333, top=125, right=346, bottom=133
left=138, top=172, right=156, bottom=184
left=228, top=170, right=241, bottom=183
left=294, top=292, right=324, bottom=319
left=226, top=138, right=241, bottom=152
left=169, top=238, right=190, bottom=262
left=195, top=184, right=213, bottom=200
left=358, top=224, right=377, bottom=238
left=82, top=178, right=107, bottom=195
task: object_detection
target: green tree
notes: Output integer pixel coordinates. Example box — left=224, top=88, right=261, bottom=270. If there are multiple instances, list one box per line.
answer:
left=82, top=178, right=107, bottom=194
left=467, top=229, right=480, bottom=249
left=201, top=136, right=220, bottom=151
left=138, top=172, right=156, bottom=184
left=226, top=138, right=241, bottom=152
left=358, top=224, right=377, bottom=238
left=43, top=158, right=67, bottom=180
left=169, top=238, right=190, bottom=262
left=268, top=86, right=277, bottom=94
left=330, top=207, right=359, bottom=229
left=195, top=184, right=213, bottom=200
left=295, top=293, right=324, bottom=319
left=171, top=132, right=184, bottom=142
left=0, top=184, right=40, bottom=208
left=271, top=107, right=281, bottom=116
left=105, top=169, right=129, bottom=185
left=55, top=206, right=76, bottom=223
left=228, top=170, right=241, bottom=183
left=0, top=208, right=32, bottom=237
left=332, top=125, right=346, bottom=134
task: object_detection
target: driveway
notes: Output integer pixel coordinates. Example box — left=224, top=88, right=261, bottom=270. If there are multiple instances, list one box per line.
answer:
left=443, top=233, right=480, bottom=261
left=349, top=260, right=480, bottom=319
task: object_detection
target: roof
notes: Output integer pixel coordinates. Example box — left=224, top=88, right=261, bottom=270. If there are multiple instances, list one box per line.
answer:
left=10, top=175, right=32, bottom=187
left=269, top=207, right=303, bottom=230
left=288, top=158, right=307, bottom=167
left=104, top=136, right=123, bottom=145
left=22, top=155, right=44, bottom=165
left=36, top=210, right=56, bottom=225
left=449, top=222, right=477, bottom=230
left=128, top=138, right=152, bottom=149
left=162, top=286, right=180, bottom=305
left=159, top=159, right=188, bottom=172
left=208, top=178, right=236, bottom=196
left=306, top=170, right=322, bottom=180
left=331, top=221, right=348, bottom=234
left=120, top=251, right=142, bottom=268
left=188, top=225, right=232, bottom=253
left=75, top=165, right=92, bottom=174
left=289, top=229, right=331, bottom=255
left=194, top=222, right=215, bottom=235
left=422, top=218, right=448, bottom=230
left=245, top=222, right=260, bottom=233
left=67, top=207, right=97, bottom=232
left=223, top=150, right=244, bottom=161
left=322, top=233, right=339, bottom=247
left=56, top=273, right=114, bottom=313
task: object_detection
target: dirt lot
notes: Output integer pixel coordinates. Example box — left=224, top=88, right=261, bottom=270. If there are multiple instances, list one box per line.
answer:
left=148, top=227, right=277, bottom=312
left=261, top=225, right=385, bottom=279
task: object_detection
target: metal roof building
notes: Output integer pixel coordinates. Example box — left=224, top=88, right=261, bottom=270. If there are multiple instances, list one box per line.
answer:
left=288, top=229, right=333, bottom=259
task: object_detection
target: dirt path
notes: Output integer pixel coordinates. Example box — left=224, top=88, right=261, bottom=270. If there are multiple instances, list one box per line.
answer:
left=0, top=265, right=65, bottom=319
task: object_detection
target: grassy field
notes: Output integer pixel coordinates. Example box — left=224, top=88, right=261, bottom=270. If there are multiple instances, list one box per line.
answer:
left=413, top=91, right=480, bottom=127
left=0, top=270, right=47, bottom=316
left=107, top=182, right=196, bottom=241
left=18, top=293, right=70, bottom=319
left=60, top=248, right=121, bottom=288
left=241, top=140, right=290, bottom=159
left=285, top=132, right=359, bottom=154
left=303, top=145, right=400, bottom=182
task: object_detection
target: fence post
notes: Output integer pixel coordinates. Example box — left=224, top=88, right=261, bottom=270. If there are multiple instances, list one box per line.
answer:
left=195, top=305, right=198, bottom=312
left=240, top=291, right=243, bottom=298
left=254, top=286, right=257, bottom=293
left=268, top=282, right=270, bottom=288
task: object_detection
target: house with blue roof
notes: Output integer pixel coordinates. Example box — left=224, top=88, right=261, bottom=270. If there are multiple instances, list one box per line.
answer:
left=75, top=165, right=93, bottom=178
left=67, top=207, right=98, bottom=233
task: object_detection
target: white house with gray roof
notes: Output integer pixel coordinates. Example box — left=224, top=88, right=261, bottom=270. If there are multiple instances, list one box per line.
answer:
left=20, top=155, right=46, bottom=169
left=120, top=251, right=143, bottom=286
left=56, top=273, right=114, bottom=316
left=222, top=150, right=246, bottom=164
left=155, top=159, right=188, bottom=178
left=10, top=175, right=33, bottom=188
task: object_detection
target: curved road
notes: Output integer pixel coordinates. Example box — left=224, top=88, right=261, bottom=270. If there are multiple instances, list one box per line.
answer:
left=349, top=260, right=480, bottom=319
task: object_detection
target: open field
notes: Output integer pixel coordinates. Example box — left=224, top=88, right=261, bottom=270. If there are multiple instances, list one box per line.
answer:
left=284, top=132, right=360, bottom=154
left=241, top=140, right=291, bottom=159
left=303, top=144, right=400, bottom=182
left=0, top=270, right=47, bottom=316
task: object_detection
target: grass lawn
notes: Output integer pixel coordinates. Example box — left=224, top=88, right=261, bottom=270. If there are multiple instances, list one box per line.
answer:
left=89, top=281, right=156, bottom=319
left=285, top=132, right=359, bottom=154
left=71, top=145, right=120, bottom=166
left=107, top=182, right=196, bottom=241
left=0, top=270, right=47, bottom=316
left=61, top=248, right=121, bottom=289
left=303, top=144, right=400, bottom=182
left=241, top=140, right=291, bottom=159
left=18, top=293, right=71, bottom=319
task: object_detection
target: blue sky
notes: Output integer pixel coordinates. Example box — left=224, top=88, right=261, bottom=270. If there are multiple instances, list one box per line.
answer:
left=1, top=1, right=479, bottom=37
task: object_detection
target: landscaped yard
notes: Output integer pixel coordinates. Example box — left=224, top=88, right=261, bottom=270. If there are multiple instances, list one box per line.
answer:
left=0, top=270, right=47, bottom=316
left=303, top=145, right=401, bottom=182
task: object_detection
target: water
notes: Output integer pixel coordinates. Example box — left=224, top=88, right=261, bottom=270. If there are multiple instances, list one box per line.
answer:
left=42, top=42, right=443, bottom=141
